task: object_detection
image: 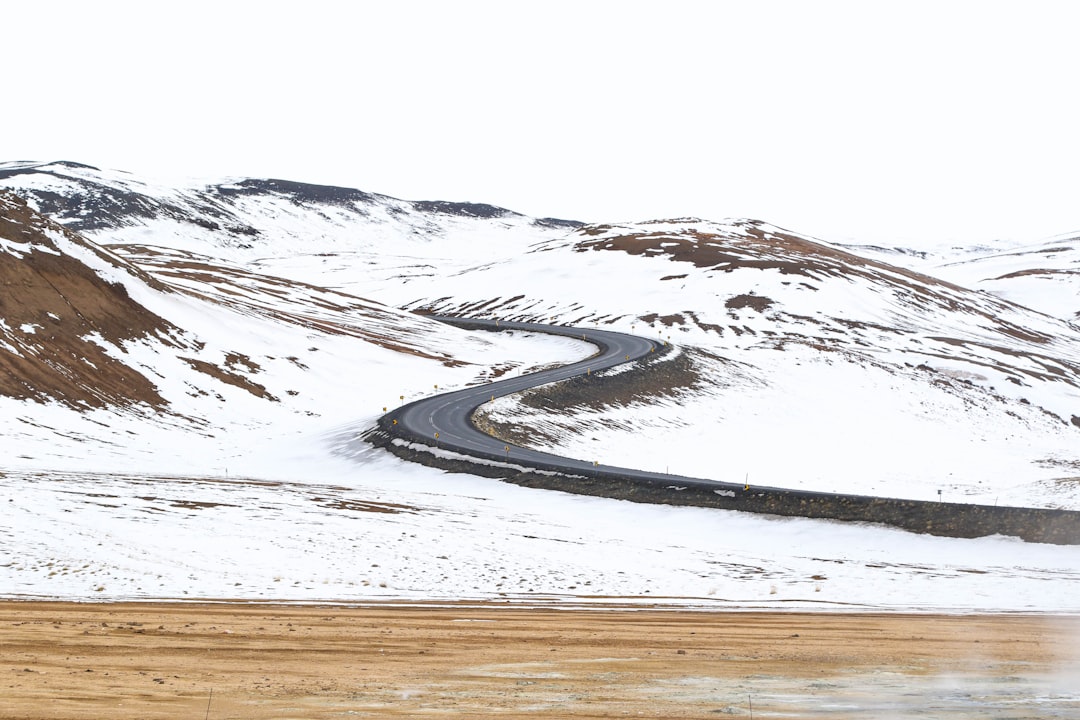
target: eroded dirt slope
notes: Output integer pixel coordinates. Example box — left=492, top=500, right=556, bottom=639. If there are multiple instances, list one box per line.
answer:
left=0, top=192, right=180, bottom=407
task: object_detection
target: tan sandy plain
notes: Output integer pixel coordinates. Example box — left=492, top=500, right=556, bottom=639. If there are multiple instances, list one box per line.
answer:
left=3, top=601, right=1079, bottom=719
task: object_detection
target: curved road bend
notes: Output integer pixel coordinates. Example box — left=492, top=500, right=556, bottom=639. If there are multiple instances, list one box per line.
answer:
left=376, top=316, right=1080, bottom=544
left=383, top=316, right=749, bottom=493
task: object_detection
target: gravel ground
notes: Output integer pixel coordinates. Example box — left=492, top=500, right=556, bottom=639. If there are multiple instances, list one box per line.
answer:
left=3, top=602, right=1079, bottom=718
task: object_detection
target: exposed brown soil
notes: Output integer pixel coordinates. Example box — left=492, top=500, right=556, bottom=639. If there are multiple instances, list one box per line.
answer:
left=473, top=348, right=748, bottom=448
left=3, top=602, right=1077, bottom=719
left=724, top=293, right=775, bottom=313
left=574, top=221, right=1058, bottom=345
left=0, top=193, right=181, bottom=408
left=996, top=267, right=1078, bottom=280
left=180, top=357, right=277, bottom=401
left=518, top=349, right=700, bottom=411
left=472, top=353, right=693, bottom=447
left=111, top=243, right=470, bottom=367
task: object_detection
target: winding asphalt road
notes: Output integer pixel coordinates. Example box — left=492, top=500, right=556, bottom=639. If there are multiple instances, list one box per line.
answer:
left=374, top=315, right=1080, bottom=544
left=380, top=316, right=747, bottom=491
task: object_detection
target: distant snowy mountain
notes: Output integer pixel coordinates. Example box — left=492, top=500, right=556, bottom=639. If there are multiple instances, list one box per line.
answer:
left=0, top=159, right=584, bottom=309
left=838, top=233, right=1080, bottom=323
left=0, top=160, right=579, bottom=250
left=931, top=233, right=1080, bottom=321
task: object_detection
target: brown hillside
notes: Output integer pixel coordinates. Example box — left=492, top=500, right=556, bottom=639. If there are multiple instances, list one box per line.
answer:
left=0, top=191, right=180, bottom=408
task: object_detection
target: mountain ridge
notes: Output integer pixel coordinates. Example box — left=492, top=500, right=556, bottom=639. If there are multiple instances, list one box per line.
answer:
left=0, top=161, right=584, bottom=238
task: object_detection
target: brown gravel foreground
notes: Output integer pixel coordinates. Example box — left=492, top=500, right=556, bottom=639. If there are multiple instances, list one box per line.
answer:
left=3, top=602, right=1079, bottom=719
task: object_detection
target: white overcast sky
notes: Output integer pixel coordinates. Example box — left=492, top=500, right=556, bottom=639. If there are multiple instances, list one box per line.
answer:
left=5, top=1, right=1080, bottom=248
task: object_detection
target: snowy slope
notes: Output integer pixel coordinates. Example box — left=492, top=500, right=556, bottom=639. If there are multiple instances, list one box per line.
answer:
left=0, top=160, right=579, bottom=275
left=403, top=219, right=1080, bottom=509
left=2, top=162, right=1079, bottom=612
left=843, top=232, right=1080, bottom=323
left=0, top=189, right=593, bottom=476
left=932, top=233, right=1080, bottom=322
left=8, top=463, right=1080, bottom=612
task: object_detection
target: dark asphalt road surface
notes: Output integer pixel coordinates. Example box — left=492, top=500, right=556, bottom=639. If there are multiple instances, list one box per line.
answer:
left=385, top=316, right=702, bottom=479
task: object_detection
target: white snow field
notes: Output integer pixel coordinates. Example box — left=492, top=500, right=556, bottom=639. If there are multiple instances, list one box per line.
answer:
left=1, top=162, right=1079, bottom=612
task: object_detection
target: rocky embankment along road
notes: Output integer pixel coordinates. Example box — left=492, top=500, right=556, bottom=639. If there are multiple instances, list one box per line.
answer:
left=370, top=316, right=1080, bottom=545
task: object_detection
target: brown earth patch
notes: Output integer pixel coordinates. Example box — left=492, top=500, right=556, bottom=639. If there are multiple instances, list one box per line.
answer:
left=180, top=357, right=278, bottom=401
left=995, top=267, right=1078, bottom=280
left=0, top=192, right=181, bottom=408
left=725, top=293, right=775, bottom=313
left=637, top=312, right=685, bottom=328
left=512, top=349, right=700, bottom=414
left=312, top=497, right=419, bottom=514
left=135, top=496, right=237, bottom=510
left=573, top=221, right=1057, bottom=344
left=111, top=244, right=470, bottom=368
left=472, top=349, right=738, bottom=448
left=1, top=602, right=1077, bottom=719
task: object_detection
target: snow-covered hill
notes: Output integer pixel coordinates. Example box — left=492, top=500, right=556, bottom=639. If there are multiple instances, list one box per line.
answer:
left=931, top=233, right=1080, bottom=322
left=0, top=187, right=591, bottom=474
left=404, top=219, right=1080, bottom=508
left=3, top=161, right=1079, bottom=611
left=0, top=160, right=578, bottom=272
